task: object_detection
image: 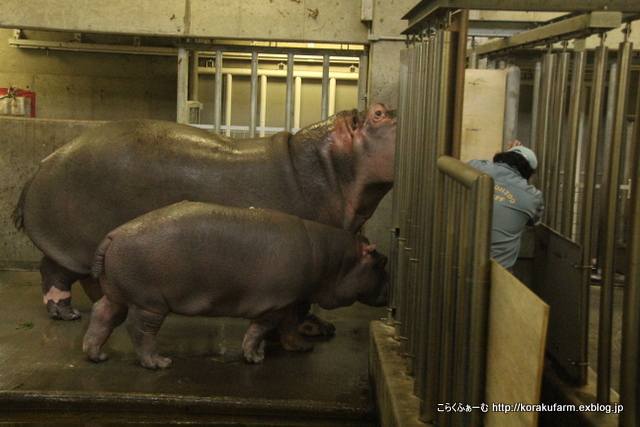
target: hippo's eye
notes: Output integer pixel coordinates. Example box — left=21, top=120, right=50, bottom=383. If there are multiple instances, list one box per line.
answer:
left=375, top=110, right=383, bottom=118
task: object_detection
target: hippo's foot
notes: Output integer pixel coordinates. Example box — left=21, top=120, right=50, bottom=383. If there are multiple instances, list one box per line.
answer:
left=85, top=348, right=109, bottom=363
left=280, top=333, right=314, bottom=352
left=298, top=314, right=336, bottom=336
left=40, top=256, right=84, bottom=321
left=139, top=354, right=172, bottom=370
left=279, top=306, right=314, bottom=351
left=243, top=348, right=265, bottom=364
left=46, top=298, right=81, bottom=321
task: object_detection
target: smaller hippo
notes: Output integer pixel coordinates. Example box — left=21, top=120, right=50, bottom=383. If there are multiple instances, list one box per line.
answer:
left=83, top=202, right=389, bottom=368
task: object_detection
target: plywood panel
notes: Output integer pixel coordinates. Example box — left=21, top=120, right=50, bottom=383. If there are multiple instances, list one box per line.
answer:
left=485, top=260, right=550, bottom=427
left=460, top=69, right=507, bottom=163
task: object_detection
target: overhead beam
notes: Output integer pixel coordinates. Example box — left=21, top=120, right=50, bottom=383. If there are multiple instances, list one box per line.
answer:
left=403, top=0, right=639, bottom=34
left=473, top=11, right=622, bottom=56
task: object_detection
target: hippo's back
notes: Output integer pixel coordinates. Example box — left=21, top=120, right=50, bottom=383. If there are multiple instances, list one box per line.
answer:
left=21, top=120, right=307, bottom=274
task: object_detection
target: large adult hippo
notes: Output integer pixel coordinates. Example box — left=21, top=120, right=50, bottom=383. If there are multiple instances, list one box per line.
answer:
left=13, top=103, right=396, bottom=324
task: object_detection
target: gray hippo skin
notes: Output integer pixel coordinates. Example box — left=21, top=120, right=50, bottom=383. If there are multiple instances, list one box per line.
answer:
left=13, top=104, right=396, bottom=322
left=83, top=202, right=389, bottom=368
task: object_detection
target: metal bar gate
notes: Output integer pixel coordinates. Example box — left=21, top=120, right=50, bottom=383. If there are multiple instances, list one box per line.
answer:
left=389, top=28, right=493, bottom=426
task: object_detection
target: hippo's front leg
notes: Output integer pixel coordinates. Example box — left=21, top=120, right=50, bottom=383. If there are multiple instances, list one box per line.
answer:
left=279, top=305, right=314, bottom=352
left=242, top=307, right=293, bottom=364
left=125, top=305, right=172, bottom=369
left=296, top=301, right=336, bottom=336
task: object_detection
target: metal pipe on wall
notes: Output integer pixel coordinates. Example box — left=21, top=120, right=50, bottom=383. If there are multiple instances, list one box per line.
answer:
left=224, top=73, right=232, bottom=137
left=328, top=78, right=336, bottom=117
left=321, top=54, right=330, bottom=120
left=259, top=75, right=267, bottom=137
left=189, top=51, right=199, bottom=102
left=285, top=53, right=294, bottom=132
left=214, top=50, right=223, bottom=133
left=597, top=40, right=633, bottom=405
left=357, top=54, right=368, bottom=111
left=249, top=52, right=258, bottom=138
left=294, top=76, right=302, bottom=129
left=177, top=47, right=189, bottom=124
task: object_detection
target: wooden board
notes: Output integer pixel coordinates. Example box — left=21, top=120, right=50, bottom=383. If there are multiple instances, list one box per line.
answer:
left=460, top=69, right=508, bottom=163
left=485, top=260, right=550, bottom=427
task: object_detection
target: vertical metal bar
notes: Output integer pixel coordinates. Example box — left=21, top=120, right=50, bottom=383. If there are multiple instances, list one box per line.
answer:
left=189, top=51, right=199, bottom=102
left=452, top=189, right=471, bottom=404
left=503, top=66, right=521, bottom=149
left=328, top=78, right=336, bottom=117
left=404, top=41, right=427, bottom=376
left=467, top=173, right=493, bottom=427
left=357, top=53, right=368, bottom=111
left=414, top=35, right=435, bottom=395
left=619, top=64, right=640, bottom=427
left=224, top=73, right=232, bottom=137
left=176, top=47, right=189, bottom=124
left=439, top=177, right=458, bottom=425
left=578, top=44, right=608, bottom=388
left=321, top=54, right=330, bottom=120
left=420, top=31, right=446, bottom=424
left=468, top=52, right=478, bottom=69
left=597, top=41, right=633, bottom=405
left=294, top=76, right=302, bottom=129
left=285, top=53, right=294, bottom=132
left=547, top=51, right=570, bottom=230
left=249, top=52, right=258, bottom=138
left=451, top=8, right=469, bottom=160
left=388, top=48, right=408, bottom=327
left=394, top=45, right=416, bottom=343
left=535, top=53, right=556, bottom=212
left=259, top=75, right=267, bottom=137
left=530, top=61, right=542, bottom=151
left=562, top=48, right=586, bottom=237
left=214, top=50, right=223, bottom=134
left=423, top=29, right=459, bottom=424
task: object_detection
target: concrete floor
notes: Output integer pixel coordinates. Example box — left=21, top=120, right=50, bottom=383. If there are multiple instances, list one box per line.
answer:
left=0, top=271, right=385, bottom=425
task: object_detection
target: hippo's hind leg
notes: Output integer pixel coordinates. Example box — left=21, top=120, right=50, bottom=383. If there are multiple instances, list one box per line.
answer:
left=296, top=301, right=336, bottom=336
left=125, top=305, right=172, bottom=369
left=243, top=307, right=292, bottom=364
left=83, top=297, right=128, bottom=362
left=40, top=256, right=84, bottom=320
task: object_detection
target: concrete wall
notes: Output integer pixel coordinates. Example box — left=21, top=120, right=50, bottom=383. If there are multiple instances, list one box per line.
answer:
left=0, top=29, right=178, bottom=121
left=1, top=117, right=104, bottom=269
left=0, top=0, right=370, bottom=44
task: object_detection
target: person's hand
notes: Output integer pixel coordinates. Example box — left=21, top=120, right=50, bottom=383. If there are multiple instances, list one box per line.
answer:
left=506, top=140, right=522, bottom=150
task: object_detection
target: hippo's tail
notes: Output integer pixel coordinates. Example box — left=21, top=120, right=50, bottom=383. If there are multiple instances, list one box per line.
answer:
left=12, top=176, right=34, bottom=231
left=92, top=237, right=113, bottom=280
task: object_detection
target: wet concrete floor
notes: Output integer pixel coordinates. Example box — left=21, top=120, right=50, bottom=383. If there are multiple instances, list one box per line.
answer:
left=0, top=271, right=385, bottom=425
